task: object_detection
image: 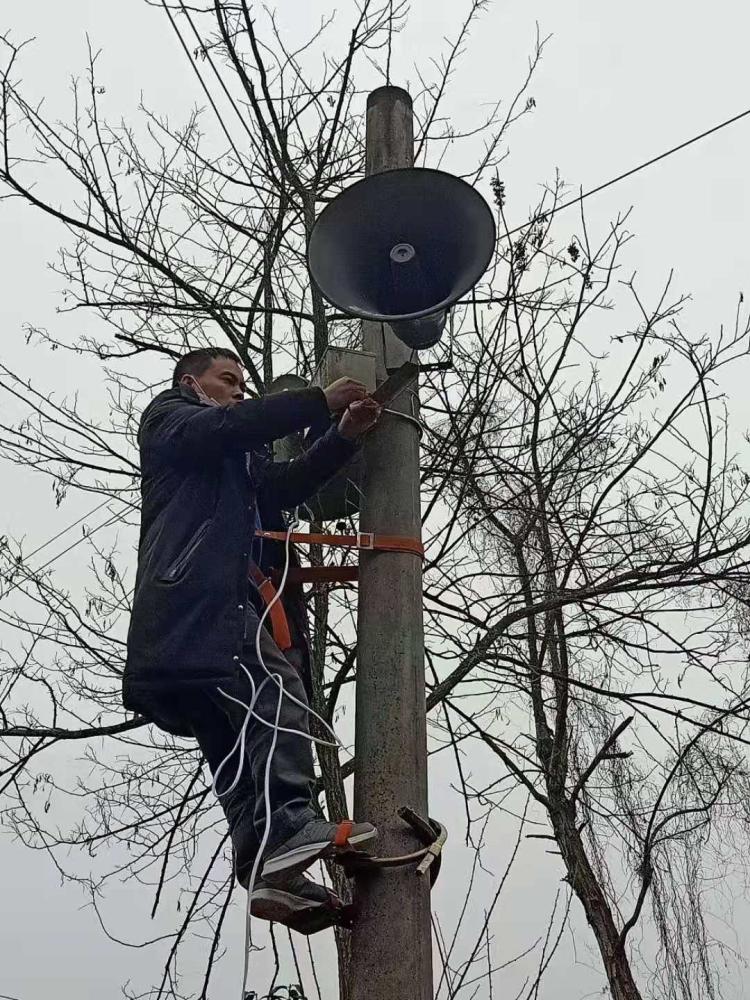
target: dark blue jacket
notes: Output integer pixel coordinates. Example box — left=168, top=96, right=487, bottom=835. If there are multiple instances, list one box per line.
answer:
left=122, top=384, right=357, bottom=731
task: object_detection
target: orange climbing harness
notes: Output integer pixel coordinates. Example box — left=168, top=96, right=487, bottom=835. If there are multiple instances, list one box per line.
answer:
left=248, top=560, right=293, bottom=651
left=248, top=529, right=424, bottom=651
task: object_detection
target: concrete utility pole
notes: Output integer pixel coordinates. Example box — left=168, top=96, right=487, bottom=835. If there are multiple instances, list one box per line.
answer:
left=350, top=86, right=433, bottom=1000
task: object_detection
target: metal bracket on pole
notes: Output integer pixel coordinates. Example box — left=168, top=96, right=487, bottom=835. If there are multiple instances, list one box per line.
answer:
left=335, top=807, right=447, bottom=887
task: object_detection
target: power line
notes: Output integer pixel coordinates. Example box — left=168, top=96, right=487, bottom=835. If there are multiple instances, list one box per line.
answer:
left=32, top=508, right=130, bottom=575
left=162, top=4, right=750, bottom=252
left=22, top=497, right=112, bottom=563
left=159, top=0, right=255, bottom=183
left=175, top=0, right=261, bottom=154
left=504, top=104, right=750, bottom=238
left=0, top=502, right=134, bottom=604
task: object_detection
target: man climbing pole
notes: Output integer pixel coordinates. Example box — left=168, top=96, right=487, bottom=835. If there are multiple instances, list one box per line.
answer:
left=123, top=346, right=380, bottom=933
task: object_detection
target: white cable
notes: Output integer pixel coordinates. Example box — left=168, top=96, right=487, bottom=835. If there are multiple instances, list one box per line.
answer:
left=244, top=520, right=344, bottom=749
left=211, top=674, right=274, bottom=799
left=241, top=667, right=284, bottom=999
left=383, top=405, right=426, bottom=436
left=215, top=520, right=340, bottom=768
left=211, top=516, right=345, bottom=998
left=217, top=685, right=340, bottom=749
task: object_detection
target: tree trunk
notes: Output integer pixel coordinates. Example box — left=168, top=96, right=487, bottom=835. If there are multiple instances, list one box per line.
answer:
left=550, top=799, right=643, bottom=1000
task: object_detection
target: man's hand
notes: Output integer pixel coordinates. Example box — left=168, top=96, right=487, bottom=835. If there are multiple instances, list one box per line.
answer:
left=337, top=398, right=382, bottom=440
left=324, top=377, right=367, bottom=412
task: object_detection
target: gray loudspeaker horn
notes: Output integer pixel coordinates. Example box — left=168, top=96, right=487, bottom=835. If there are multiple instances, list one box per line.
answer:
left=307, top=168, right=496, bottom=350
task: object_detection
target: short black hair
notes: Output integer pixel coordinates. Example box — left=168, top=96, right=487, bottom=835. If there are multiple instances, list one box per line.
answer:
left=173, top=347, right=242, bottom=388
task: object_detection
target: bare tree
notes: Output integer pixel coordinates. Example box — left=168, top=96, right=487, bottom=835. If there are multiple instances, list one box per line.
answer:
left=417, top=191, right=750, bottom=999
left=4, top=4, right=749, bottom=1000
left=0, top=4, right=543, bottom=998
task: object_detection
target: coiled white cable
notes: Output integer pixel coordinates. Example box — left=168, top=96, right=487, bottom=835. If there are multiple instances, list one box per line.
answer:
left=212, top=517, right=345, bottom=999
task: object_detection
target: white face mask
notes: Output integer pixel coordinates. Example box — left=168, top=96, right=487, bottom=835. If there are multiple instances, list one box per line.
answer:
left=182, top=375, right=219, bottom=406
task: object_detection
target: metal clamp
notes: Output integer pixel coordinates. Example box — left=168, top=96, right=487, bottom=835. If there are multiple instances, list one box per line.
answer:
left=334, top=807, right=447, bottom=888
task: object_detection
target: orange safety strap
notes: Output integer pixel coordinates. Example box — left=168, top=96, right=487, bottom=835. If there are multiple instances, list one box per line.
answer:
left=248, top=561, right=292, bottom=652
left=255, top=530, right=424, bottom=560
left=272, top=565, right=359, bottom=586
left=333, top=820, right=355, bottom=847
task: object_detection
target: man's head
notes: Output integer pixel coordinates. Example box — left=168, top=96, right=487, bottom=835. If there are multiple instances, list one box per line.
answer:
left=173, top=347, right=246, bottom=406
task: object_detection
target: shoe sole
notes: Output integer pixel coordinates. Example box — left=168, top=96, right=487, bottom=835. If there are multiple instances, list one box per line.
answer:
left=251, top=888, right=342, bottom=936
left=262, top=827, right=378, bottom=878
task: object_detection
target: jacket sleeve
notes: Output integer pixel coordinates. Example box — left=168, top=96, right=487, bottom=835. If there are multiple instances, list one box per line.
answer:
left=141, top=388, right=331, bottom=464
left=257, top=423, right=359, bottom=510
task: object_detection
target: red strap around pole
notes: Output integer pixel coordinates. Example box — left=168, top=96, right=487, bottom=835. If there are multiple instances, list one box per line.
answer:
left=272, top=566, right=359, bottom=586
left=255, top=529, right=424, bottom=559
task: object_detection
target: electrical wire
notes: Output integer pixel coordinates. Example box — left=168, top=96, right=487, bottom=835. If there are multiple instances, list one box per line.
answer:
left=175, top=0, right=264, bottom=155
left=212, top=517, right=344, bottom=998
left=503, top=104, right=750, bottom=239
left=241, top=669, right=284, bottom=998
left=21, top=497, right=113, bottom=562
left=383, top=405, right=425, bottom=436
left=159, top=0, right=256, bottom=185
left=0, top=502, right=133, bottom=604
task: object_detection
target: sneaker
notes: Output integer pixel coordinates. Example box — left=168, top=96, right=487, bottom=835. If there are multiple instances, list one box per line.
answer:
left=262, top=819, right=377, bottom=879
left=251, top=873, right=348, bottom=935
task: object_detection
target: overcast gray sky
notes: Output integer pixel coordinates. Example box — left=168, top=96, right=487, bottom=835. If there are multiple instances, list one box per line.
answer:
left=2, top=2, right=750, bottom=998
